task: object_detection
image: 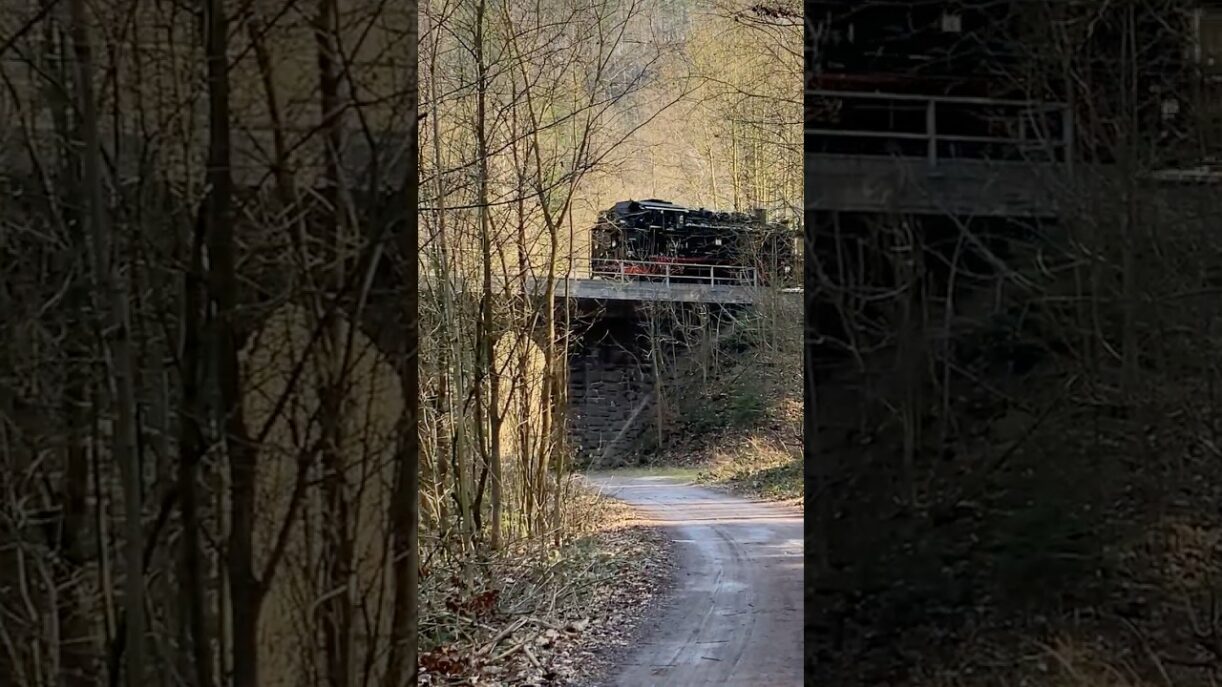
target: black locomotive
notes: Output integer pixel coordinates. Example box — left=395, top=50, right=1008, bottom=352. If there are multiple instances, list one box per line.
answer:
left=589, top=199, right=797, bottom=286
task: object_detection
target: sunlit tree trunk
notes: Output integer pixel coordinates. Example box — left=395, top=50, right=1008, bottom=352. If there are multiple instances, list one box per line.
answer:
left=471, top=0, right=504, bottom=550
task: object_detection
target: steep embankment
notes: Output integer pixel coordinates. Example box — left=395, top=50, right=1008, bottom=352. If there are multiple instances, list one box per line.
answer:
left=645, top=297, right=803, bottom=506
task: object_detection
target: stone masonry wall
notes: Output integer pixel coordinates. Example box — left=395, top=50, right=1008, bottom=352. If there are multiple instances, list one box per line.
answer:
left=566, top=318, right=657, bottom=467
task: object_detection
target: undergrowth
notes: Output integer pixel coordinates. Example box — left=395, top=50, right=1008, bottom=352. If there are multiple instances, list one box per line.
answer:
left=419, top=481, right=672, bottom=686
left=812, top=359, right=1222, bottom=686
left=650, top=299, right=803, bottom=506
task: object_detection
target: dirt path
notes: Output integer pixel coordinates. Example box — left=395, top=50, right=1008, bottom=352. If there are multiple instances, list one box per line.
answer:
left=583, top=473, right=803, bottom=686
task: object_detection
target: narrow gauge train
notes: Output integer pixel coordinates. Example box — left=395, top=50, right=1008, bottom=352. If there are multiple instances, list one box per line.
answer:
left=589, top=199, right=797, bottom=286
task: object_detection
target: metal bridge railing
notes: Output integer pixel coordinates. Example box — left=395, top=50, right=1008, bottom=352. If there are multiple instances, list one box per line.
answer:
left=586, top=259, right=759, bottom=287
left=809, top=89, right=1074, bottom=171
left=420, top=256, right=764, bottom=289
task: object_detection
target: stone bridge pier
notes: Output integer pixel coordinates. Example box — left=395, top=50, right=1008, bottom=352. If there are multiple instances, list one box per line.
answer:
left=563, top=301, right=658, bottom=467
left=557, top=298, right=746, bottom=467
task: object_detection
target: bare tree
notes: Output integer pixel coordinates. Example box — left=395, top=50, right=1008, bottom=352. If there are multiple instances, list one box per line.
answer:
left=1, top=0, right=418, bottom=683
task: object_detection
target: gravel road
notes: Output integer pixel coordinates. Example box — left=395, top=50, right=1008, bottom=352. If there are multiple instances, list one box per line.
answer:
left=584, top=473, right=803, bottom=686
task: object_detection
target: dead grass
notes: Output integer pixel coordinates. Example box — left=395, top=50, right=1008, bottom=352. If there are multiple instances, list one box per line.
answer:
left=695, top=436, right=803, bottom=504
left=418, top=479, right=675, bottom=686
left=913, top=637, right=1161, bottom=687
left=810, top=362, right=1222, bottom=687
left=1038, top=639, right=1158, bottom=687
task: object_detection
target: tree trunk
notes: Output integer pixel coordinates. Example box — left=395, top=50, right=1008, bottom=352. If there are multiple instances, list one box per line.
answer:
left=315, top=0, right=355, bottom=681
left=179, top=203, right=215, bottom=687
left=385, top=0, right=419, bottom=681
left=426, top=11, right=452, bottom=530
left=201, top=0, right=259, bottom=684
left=473, top=0, right=503, bottom=551
left=68, top=0, right=146, bottom=683
left=1120, top=3, right=1139, bottom=396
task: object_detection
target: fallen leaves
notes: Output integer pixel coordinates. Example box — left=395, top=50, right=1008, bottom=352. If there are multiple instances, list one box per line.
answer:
left=419, top=646, right=467, bottom=677
left=539, top=525, right=676, bottom=687
left=446, top=588, right=501, bottom=618
left=419, top=486, right=676, bottom=686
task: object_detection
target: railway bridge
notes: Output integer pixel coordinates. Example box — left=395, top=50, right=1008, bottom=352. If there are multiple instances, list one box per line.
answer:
left=410, top=257, right=792, bottom=464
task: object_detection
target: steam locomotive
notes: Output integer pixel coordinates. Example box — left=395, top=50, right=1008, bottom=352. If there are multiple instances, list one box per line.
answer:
left=589, top=199, right=797, bottom=286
